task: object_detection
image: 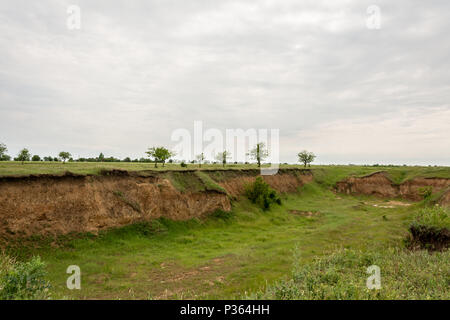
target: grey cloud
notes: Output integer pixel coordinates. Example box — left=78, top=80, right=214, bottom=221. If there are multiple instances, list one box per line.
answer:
left=0, top=0, right=449, bottom=163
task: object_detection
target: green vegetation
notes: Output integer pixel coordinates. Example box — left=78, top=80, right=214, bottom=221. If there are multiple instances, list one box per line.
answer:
left=1, top=162, right=448, bottom=182
left=58, top=151, right=71, bottom=164
left=297, top=150, right=316, bottom=167
left=0, top=255, right=50, bottom=300
left=215, top=150, right=231, bottom=167
left=195, top=171, right=227, bottom=194
left=248, top=248, right=449, bottom=300
left=3, top=180, right=428, bottom=300
left=146, top=146, right=174, bottom=168
left=196, top=153, right=205, bottom=168
left=407, top=206, right=449, bottom=251
left=412, top=206, right=449, bottom=230
left=0, top=163, right=448, bottom=299
left=248, top=143, right=269, bottom=167
left=16, top=148, right=31, bottom=164
left=0, top=143, right=10, bottom=161
left=244, top=177, right=281, bottom=210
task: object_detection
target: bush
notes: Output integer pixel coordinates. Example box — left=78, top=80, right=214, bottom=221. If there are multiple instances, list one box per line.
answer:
left=412, top=206, right=449, bottom=230
left=180, top=162, right=187, bottom=168
left=0, top=255, right=51, bottom=300
left=31, top=155, right=41, bottom=161
left=407, top=206, right=449, bottom=250
left=244, top=177, right=281, bottom=210
left=418, top=186, right=433, bottom=200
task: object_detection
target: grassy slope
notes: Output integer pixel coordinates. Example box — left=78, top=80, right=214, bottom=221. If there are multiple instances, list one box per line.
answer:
left=7, top=183, right=419, bottom=299
left=0, top=162, right=448, bottom=185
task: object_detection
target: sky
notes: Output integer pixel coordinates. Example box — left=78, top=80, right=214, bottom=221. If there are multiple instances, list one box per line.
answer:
left=0, top=0, right=449, bottom=165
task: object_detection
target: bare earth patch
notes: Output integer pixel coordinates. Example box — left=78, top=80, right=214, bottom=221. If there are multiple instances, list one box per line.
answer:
left=364, top=200, right=412, bottom=208
left=289, top=210, right=320, bottom=217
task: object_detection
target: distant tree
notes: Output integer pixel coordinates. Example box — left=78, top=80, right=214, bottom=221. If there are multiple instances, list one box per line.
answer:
left=58, top=151, right=71, bottom=164
left=215, top=150, right=231, bottom=167
left=43, top=156, right=53, bottom=162
left=17, top=148, right=31, bottom=164
left=196, top=153, right=205, bottom=168
left=0, top=143, right=10, bottom=161
left=98, top=153, right=105, bottom=162
left=146, top=147, right=174, bottom=168
left=297, top=150, right=316, bottom=167
left=32, top=155, right=41, bottom=161
left=248, top=143, right=269, bottom=168
left=123, top=157, right=131, bottom=162
left=53, top=157, right=58, bottom=162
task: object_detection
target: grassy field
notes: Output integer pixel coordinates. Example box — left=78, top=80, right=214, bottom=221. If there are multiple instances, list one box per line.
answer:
left=0, top=161, right=449, bottom=184
left=5, top=182, right=427, bottom=300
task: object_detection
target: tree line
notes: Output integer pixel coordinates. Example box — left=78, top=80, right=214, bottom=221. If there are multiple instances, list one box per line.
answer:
left=0, top=142, right=316, bottom=167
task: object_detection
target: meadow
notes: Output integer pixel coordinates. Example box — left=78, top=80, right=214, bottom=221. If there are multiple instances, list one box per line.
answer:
left=0, top=161, right=449, bottom=183
left=1, top=162, right=448, bottom=300
left=5, top=181, right=444, bottom=299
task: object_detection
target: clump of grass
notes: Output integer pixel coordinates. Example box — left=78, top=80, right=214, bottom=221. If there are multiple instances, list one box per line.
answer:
left=418, top=186, right=433, bottom=200
left=0, top=254, right=51, bottom=300
left=244, top=177, right=281, bottom=210
left=247, top=247, right=450, bottom=300
left=195, top=171, right=227, bottom=194
left=112, top=190, right=141, bottom=213
left=407, top=206, right=449, bottom=251
left=211, top=209, right=234, bottom=221
left=412, top=206, right=449, bottom=229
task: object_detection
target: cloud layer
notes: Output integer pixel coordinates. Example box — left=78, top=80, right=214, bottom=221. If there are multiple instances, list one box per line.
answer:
left=0, top=0, right=449, bottom=164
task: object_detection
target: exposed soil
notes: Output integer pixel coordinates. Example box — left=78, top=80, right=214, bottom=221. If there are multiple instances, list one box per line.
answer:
left=0, top=169, right=312, bottom=239
left=288, top=210, right=320, bottom=217
left=336, top=172, right=450, bottom=205
left=407, top=225, right=450, bottom=251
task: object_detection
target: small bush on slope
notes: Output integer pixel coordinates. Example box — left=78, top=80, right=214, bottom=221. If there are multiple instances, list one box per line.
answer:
left=247, top=248, right=450, bottom=300
left=244, top=177, right=281, bottom=210
left=407, top=206, right=449, bottom=251
left=0, top=254, right=51, bottom=300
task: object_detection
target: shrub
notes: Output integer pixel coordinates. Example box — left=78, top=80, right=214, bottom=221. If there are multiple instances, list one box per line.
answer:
left=418, top=186, right=433, bottom=200
left=180, top=162, right=187, bottom=168
left=0, top=255, right=51, bottom=300
left=244, top=177, right=281, bottom=210
left=31, top=155, right=41, bottom=161
left=407, top=206, right=449, bottom=250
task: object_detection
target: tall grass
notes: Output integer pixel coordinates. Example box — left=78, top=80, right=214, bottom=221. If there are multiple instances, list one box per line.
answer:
left=247, top=248, right=450, bottom=300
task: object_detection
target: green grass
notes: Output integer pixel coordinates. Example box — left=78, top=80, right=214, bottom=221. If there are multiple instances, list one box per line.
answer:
left=0, top=161, right=265, bottom=176
left=4, top=182, right=422, bottom=300
left=412, top=206, right=449, bottom=230
left=1, top=162, right=448, bottom=186
left=248, top=247, right=450, bottom=300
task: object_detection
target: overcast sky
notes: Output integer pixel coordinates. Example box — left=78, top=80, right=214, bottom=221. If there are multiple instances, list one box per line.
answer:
left=0, top=0, right=449, bottom=165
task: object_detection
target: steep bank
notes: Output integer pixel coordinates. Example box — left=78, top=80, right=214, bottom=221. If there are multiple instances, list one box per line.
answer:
left=336, top=171, right=450, bottom=205
left=0, top=169, right=312, bottom=238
